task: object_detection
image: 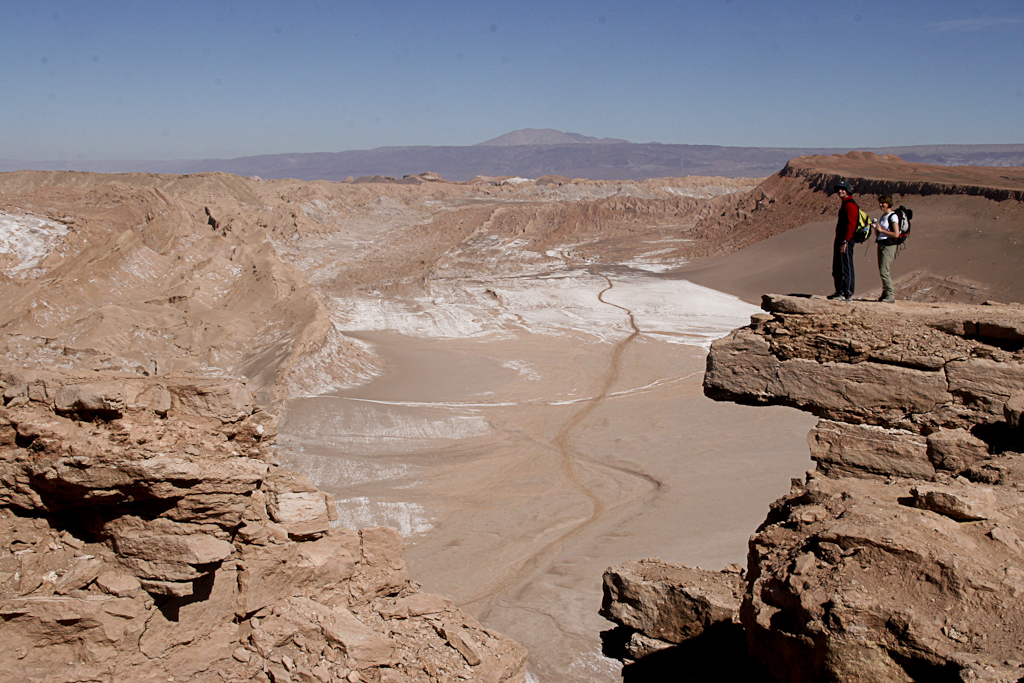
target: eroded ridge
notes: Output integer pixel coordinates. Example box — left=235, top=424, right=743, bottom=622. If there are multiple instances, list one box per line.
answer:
left=603, top=295, right=1024, bottom=683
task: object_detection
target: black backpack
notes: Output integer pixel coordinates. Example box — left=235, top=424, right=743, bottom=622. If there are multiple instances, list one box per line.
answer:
left=893, top=205, right=913, bottom=245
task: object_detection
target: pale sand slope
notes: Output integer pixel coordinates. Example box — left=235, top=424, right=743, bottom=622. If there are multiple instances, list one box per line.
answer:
left=678, top=160, right=1024, bottom=304
left=278, top=270, right=815, bottom=683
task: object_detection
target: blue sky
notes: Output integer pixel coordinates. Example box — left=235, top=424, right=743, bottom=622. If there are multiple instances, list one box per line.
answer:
left=2, top=0, right=1022, bottom=160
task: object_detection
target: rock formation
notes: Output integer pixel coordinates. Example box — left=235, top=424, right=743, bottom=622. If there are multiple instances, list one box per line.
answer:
left=603, top=295, right=1024, bottom=682
left=0, top=170, right=530, bottom=679
left=0, top=366, right=527, bottom=682
left=0, top=167, right=765, bottom=682
left=5, top=156, right=1022, bottom=681
left=600, top=559, right=745, bottom=660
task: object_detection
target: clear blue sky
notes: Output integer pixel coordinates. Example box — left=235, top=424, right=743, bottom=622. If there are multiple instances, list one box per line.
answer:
left=2, top=0, right=1022, bottom=160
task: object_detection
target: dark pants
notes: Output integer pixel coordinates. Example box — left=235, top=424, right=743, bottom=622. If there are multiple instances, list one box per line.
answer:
left=832, top=238, right=855, bottom=297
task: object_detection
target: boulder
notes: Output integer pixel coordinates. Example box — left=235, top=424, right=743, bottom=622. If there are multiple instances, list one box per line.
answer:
left=946, top=359, right=1024, bottom=417
left=125, top=381, right=172, bottom=415
left=236, top=532, right=357, bottom=616
left=319, top=602, right=395, bottom=667
left=264, top=469, right=331, bottom=538
left=809, top=420, right=932, bottom=479
left=95, top=569, right=142, bottom=598
left=168, top=380, right=254, bottom=422
left=912, top=483, right=996, bottom=520
left=1006, top=392, right=1024, bottom=433
left=742, top=474, right=1024, bottom=683
left=438, top=623, right=483, bottom=666
left=0, top=594, right=147, bottom=680
left=398, top=592, right=449, bottom=617
left=113, top=532, right=234, bottom=568
left=350, top=527, right=407, bottom=602
left=54, top=382, right=126, bottom=417
left=600, top=560, right=742, bottom=645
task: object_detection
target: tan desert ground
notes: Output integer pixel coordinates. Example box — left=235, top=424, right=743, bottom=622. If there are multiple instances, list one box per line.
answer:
left=0, top=152, right=1021, bottom=682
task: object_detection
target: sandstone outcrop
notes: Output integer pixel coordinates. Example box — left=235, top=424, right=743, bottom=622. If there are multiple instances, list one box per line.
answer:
left=599, top=559, right=744, bottom=660
left=0, top=367, right=527, bottom=683
left=705, top=295, right=1024, bottom=480
left=603, top=296, right=1024, bottom=682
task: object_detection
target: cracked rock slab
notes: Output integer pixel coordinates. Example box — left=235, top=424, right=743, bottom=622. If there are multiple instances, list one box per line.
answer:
left=600, top=559, right=743, bottom=644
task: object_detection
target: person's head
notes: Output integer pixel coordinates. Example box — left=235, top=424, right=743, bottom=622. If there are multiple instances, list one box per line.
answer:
left=834, top=181, right=853, bottom=197
left=877, top=194, right=893, bottom=209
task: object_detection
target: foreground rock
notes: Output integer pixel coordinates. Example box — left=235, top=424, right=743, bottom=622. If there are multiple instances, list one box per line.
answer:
left=604, top=296, right=1024, bottom=682
left=0, top=368, right=526, bottom=683
left=745, top=471, right=1024, bottom=683
left=599, top=559, right=744, bottom=660
left=598, top=560, right=769, bottom=682
left=705, top=295, right=1024, bottom=482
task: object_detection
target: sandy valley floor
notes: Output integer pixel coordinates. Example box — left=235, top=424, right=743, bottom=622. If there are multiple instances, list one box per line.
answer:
left=277, top=267, right=815, bottom=683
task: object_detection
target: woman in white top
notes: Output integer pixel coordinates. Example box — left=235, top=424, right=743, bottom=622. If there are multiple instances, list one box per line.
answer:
left=874, top=194, right=899, bottom=303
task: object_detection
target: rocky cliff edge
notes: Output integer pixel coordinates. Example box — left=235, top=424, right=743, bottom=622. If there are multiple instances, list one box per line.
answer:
left=602, top=295, right=1024, bottom=683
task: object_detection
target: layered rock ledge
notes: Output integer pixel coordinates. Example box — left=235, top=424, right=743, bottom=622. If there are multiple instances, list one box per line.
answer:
left=602, top=295, right=1024, bottom=682
left=0, top=368, right=526, bottom=683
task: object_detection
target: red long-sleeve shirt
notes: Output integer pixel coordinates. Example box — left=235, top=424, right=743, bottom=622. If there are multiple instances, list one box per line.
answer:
left=836, top=196, right=859, bottom=241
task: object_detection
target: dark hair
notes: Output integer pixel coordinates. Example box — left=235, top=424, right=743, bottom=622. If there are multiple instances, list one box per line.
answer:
left=877, top=194, right=894, bottom=206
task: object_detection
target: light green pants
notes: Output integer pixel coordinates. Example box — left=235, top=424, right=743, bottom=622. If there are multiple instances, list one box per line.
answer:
left=877, top=242, right=896, bottom=299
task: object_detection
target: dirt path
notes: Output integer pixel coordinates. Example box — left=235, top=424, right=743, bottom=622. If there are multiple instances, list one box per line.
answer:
left=466, top=271, right=657, bottom=620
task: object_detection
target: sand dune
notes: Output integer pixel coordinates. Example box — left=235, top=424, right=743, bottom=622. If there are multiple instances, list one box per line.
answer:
left=681, top=153, right=1024, bottom=304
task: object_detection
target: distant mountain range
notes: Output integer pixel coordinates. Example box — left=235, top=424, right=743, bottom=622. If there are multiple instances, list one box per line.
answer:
left=2, top=130, right=1022, bottom=181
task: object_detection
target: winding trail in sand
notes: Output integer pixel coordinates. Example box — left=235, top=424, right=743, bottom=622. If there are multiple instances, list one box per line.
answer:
left=467, top=270, right=655, bottom=618
left=278, top=265, right=817, bottom=683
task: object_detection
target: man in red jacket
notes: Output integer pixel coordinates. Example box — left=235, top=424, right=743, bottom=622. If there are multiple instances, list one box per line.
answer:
left=828, top=181, right=858, bottom=301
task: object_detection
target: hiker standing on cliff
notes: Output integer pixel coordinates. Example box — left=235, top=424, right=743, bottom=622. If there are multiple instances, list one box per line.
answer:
left=828, top=181, right=858, bottom=301
left=874, top=194, right=900, bottom=303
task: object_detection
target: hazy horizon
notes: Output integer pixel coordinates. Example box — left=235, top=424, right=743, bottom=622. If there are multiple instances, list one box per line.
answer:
left=5, top=134, right=1024, bottom=168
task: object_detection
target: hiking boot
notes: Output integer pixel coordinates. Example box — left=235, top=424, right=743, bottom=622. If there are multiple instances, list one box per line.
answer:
left=826, top=293, right=843, bottom=300
left=841, top=295, right=853, bottom=302
left=880, top=297, right=895, bottom=304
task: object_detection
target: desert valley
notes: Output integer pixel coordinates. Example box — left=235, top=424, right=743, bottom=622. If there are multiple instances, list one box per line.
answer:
left=0, top=151, right=1022, bottom=683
